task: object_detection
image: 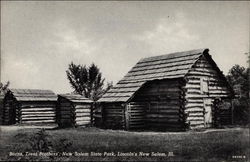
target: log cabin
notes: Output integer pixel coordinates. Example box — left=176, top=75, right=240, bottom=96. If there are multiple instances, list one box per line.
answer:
left=2, top=89, right=57, bottom=125
left=57, top=94, right=93, bottom=128
left=98, top=48, right=234, bottom=131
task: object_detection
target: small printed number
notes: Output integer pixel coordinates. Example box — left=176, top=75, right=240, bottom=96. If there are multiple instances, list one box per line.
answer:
left=232, top=155, right=246, bottom=159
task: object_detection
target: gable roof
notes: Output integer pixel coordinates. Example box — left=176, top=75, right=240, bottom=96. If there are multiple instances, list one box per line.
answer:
left=99, top=48, right=209, bottom=102
left=58, top=94, right=93, bottom=103
left=9, top=89, right=57, bottom=101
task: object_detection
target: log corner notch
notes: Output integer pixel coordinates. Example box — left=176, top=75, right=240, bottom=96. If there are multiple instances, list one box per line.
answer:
left=98, top=48, right=234, bottom=131
left=57, top=94, right=93, bottom=128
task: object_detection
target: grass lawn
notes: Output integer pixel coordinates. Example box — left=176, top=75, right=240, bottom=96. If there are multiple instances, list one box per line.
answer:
left=0, top=126, right=249, bottom=161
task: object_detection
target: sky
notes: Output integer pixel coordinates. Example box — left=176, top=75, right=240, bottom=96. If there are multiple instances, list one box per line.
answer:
left=1, top=1, right=249, bottom=94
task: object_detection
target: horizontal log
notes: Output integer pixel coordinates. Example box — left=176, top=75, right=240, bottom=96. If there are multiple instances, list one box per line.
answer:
left=21, top=120, right=56, bottom=124
left=147, top=118, right=179, bottom=122
left=208, top=86, right=229, bottom=90
left=186, top=89, right=201, bottom=94
left=22, top=114, right=56, bottom=118
left=128, top=104, right=148, bottom=107
left=188, top=113, right=204, bottom=117
left=75, top=117, right=91, bottom=121
left=193, top=64, right=213, bottom=69
left=129, top=111, right=146, bottom=116
left=187, top=116, right=204, bottom=121
left=185, top=108, right=204, bottom=112
left=146, top=114, right=179, bottom=118
left=149, top=105, right=180, bottom=110
left=188, top=71, right=217, bottom=77
left=186, top=99, right=203, bottom=104
left=192, top=67, right=217, bottom=73
left=21, top=107, right=55, bottom=112
left=209, top=91, right=230, bottom=95
left=105, top=114, right=124, bottom=118
left=76, top=112, right=91, bottom=116
left=20, top=103, right=56, bottom=108
left=75, top=115, right=91, bottom=119
left=75, top=109, right=91, bottom=113
left=130, top=116, right=144, bottom=120
left=190, top=124, right=205, bottom=128
left=21, top=117, right=56, bottom=121
left=185, top=103, right=204, bottom=108
left=76, top=120, right=91, bottom=126
left=185, top=94, right=211, bottom=99
left=189, top=120, right=204, bottom=125
left=21, top=111, right=55, bottom=115
left=128, top=110, right=145, bottom=114
left=129, top=118, right=145, bottom=122
left=75, top=105, right=91, bottom=109
left=128, top=106, right=146, bottom=110
left=185, top=84, right=201, bottom=89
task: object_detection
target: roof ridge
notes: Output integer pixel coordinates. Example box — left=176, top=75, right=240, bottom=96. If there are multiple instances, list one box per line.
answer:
left=140, top=48, right=208, bottom=62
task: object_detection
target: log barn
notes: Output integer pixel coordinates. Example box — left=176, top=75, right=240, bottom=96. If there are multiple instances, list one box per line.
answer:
left=2, top=89, right=57, bottom=125
left=57, top=94, right=93, bottom=128
left=98, top=48, right=233, bottom=130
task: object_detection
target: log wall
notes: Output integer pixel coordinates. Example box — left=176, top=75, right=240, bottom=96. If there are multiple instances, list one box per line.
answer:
left=0, top=95, right=4, bottom=125
left=74, top=103, right=92, bottom=127
left=57, top=97, right=74, bottom=127
left=2, top=94, right=18, bottom=125
left=131, top=79, right=184, bottom=131
left=103, top=103, right=125, bottom=129
left=93, top=102, right=102, bottom=127
left=57, top=97, right=92, bottom=127
left=125, top=102, right=147, bottom=130
left=184, top=55, right=232, bottom=129
left=19, top=101, right=57, bottom=124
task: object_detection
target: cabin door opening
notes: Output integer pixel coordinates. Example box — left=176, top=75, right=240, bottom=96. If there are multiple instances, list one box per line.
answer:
left=204, top=98, right=212, bottom=128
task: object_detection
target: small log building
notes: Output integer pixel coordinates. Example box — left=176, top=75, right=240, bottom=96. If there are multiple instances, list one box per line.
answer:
left=98, top=48, right=234, bottom=130
left=57, top=94, right=93, bottom=128
left=2, top=89, right=57, bottom=125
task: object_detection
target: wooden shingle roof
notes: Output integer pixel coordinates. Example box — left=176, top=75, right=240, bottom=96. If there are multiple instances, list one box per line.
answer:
left=99, top=48, right=209, bottom=102
left=10, top=89, right=57, bottom=101
left=58, top=94, right=93, bottom=103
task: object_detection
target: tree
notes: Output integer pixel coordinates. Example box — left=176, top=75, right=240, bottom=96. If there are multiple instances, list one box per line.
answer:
left=66, top=62, right=112, bottom=101
left=0, top=81, right=10, bottom=95
left=226, top=65, right=249, bottom=125
left=226, top=65, right=249, bottom=98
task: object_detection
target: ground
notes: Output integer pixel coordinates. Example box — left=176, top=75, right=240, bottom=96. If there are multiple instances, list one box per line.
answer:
left=0, top=125, right=249, bottom=161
